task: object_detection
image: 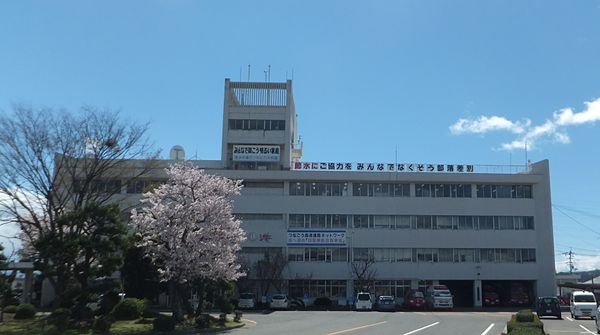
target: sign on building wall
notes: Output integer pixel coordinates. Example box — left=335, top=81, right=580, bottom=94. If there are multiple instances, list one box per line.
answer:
left=233, top=145, right=280, bottom=162
left=293, top=162, right=474, bottom=173
left=287, top=230, right=346, bottom=246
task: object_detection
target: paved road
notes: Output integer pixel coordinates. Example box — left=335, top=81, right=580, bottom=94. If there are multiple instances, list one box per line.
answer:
left=233, top=311, right=599, bottom=335
left=541, top=314, right=597, bottom=335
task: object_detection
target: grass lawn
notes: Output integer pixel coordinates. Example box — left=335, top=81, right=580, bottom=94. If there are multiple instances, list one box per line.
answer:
left=0, top=313, right=244, bottom=334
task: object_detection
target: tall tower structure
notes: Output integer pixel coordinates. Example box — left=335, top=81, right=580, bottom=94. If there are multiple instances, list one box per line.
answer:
left=221, top=79, right=302, bottom=170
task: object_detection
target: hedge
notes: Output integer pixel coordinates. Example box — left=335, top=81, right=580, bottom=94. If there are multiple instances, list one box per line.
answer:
left=505, top=310, right=545, bottom=335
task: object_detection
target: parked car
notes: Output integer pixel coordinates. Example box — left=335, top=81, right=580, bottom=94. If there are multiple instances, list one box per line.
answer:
left=404, top=290, right=426, bottom=310
left=270, top=294, right=289, bottom=309
left=536, top=296, right=561, bottom=319
left=425, top=285, right=454, bottom=310
left=483, top=291, right=500, bottom=306
left=570, top=291, right=597, bottom=319
left=238, top=292, right=256, bottom=309
left=355, top=292, right=373, bottom=311
left=289, top=297, right=305, bottom=310
left=375, top=295, right=396, bottom=312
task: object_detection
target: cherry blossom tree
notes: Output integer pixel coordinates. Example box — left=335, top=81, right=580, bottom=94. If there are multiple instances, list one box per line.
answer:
left=130, top=164, right=245, bottom=321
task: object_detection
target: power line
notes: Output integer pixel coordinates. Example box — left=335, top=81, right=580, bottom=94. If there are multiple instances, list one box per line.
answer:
left=553, top=205, right=600, bottom=236
left=553, top=204, right=600, bottom=220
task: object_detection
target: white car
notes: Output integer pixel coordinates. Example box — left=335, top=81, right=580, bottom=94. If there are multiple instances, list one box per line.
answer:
left=355, top=292, right=373, bottom=311
left=571, top=291, right=597, bottom=319
left=269, top=294, right=289, bottom=309
left=238, top=293, right=256, bottom=309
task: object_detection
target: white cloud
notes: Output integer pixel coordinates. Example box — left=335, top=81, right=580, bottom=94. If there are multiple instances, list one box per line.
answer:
left=556, top=254, right=600, bottom=273
left=449, top=116, right=528, bottom=135
left=554, top=99, right=600, bottom=126
left=450, top=97, right=600, bottom=151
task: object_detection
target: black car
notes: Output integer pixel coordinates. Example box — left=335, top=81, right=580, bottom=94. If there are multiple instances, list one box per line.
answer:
left=536, top=296, right=562, bottom=319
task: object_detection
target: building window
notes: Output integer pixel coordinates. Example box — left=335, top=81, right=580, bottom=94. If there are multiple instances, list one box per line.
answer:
left=477, top=216, right=495, bottom=230
left=416, top=183, right=471, bottom=198
left=288, top=247, right=305, bottom=262
left=237, top=213, right=283, bottom=221
left=353, top=215, right=370, bottom=229
left=228, top=118, right=286, bottom=131
left=416, top=216, right=434, bottom=230
left=289, top=182, right=348, bottom=196
left=416, top=248, right=438, bottom=262
left=352, top=183, right=410, bottom=197
left=455, top=249, right=477, bottom=262
left=438, top=248, right=454, bottom=262
left=476, top=184, right=533, bottom=199
left=394, top=249, right=413, bottom=262
left=520, top=249, right=536, bottom=263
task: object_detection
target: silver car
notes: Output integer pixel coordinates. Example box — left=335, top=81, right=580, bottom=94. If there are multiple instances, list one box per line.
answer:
left=270, top=294, right=289, bottom=309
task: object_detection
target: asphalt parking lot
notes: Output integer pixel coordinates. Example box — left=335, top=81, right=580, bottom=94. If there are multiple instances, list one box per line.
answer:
left=231, top=311, right=598, bottom=335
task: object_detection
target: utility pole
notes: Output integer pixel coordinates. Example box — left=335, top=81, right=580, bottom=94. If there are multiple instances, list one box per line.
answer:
left=564, top=249, right=576, bottom=274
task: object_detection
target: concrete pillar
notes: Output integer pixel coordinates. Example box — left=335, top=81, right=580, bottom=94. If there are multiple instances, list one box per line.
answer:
left=474, top=280, right=482, bottom=307
left=22, top=270, right=33, bottom=304
left=410, top=280, right=419, bottom=290
left=347, top=279, right=354, bottom=306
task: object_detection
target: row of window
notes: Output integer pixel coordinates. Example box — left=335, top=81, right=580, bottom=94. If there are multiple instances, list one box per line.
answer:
left=289, top=280, right=347, bottom=300
left=288, top=280, right=420, bottom=300
left=415, top=183, right=472, bottom=198
left=290, top=182, right=348, bottom=196
left=228, top=119, right=285, bottom=131
left=289, top=182, right=533, bottom=198
left=352, top=183, right=410, bottom=197
left=283, top=247, right=536, bottom=263
left=78, top=179, right=534, bottom=199
left=476, top=184, right=532, bottom=199
left=286, top=214, right=535, bottom=230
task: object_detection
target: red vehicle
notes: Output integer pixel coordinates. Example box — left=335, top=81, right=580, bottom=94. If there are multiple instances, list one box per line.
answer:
left=404, top=290, right=426, bottom=309
left=509, top=283, right=530, bottom=306
left=483, top=291, right=500, bottom=306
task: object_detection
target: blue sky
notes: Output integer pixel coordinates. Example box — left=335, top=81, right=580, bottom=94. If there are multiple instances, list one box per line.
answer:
left=1, top=0, right=600, bottom=271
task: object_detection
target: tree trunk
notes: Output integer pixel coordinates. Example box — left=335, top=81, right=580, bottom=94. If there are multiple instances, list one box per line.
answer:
left=169, top=281, right=184, bottom=322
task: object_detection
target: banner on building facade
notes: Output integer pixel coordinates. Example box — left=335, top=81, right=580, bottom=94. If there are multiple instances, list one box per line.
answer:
left=233, top=145, right=280, bottom=162
left=293, top=162, right=474, bottom=173
left=287, top=230, right=346, bottom=246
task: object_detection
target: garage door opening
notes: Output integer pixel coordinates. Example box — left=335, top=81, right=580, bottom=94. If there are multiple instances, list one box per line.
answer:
left=439, top=280, right=474, bottom=307
left=482, top=280, right=535, bottom=307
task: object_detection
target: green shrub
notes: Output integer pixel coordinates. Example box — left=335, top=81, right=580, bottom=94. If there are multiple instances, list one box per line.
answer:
left=98, top=291, right=120, bottom=316
left=47, top=308, right=71, bottom=331
left=14, top=304, right=36, bottom=319
left=516, top=309, right=535, bottom=322
left=3, top=305, right=18, bottom=313
left=217, top=296, right=234, bottom=314
left=111, top=298, right=145, bottom=320
left=153, top=315, right=176, bottom=332
left=507, top=312, right=545, bottom=335
left=42, top=326, right=63, bottom=335
left=509, top=327, right=545, bottom=335
left=92, top=315, right=114, bottom=334
left=313, top=297, right=332, bottom=307
left=234, top=310, right=243, bottom=322
left=195, top=313, right=211, bottom=329
left=143, top=309, right=159, bottom=318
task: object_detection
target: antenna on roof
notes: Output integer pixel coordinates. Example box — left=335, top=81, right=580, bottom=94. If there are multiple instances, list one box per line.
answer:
left=239, top=66, right=242, bottom=81
left=525, top=140, right=528, bottom=166
left=268, top=64, right=271, bottom=82
left=247, top=64, right=251, bottom=82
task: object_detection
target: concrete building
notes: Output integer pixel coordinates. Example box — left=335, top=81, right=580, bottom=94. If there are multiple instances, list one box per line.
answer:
left=118, top=79, right=556, bottom=308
